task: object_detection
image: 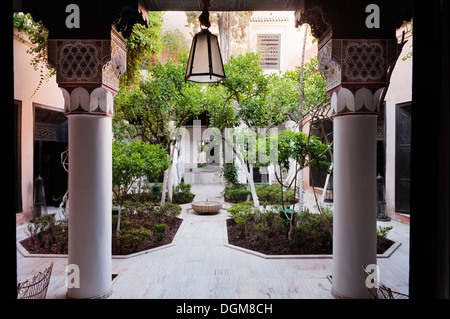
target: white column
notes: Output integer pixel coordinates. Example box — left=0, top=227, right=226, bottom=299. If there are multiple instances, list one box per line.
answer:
left=332, top=113, right=378, bottom=299
left=67, top=114, right=112, bottom=299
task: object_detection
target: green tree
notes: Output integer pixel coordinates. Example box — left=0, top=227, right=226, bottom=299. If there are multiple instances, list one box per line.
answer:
left=112, top=140, right=169, bottom=232
left=209, top=53, right=271, bottom=207
left=273, top=130, right=331, bottom=240
left=160, top=28, right=190, bottom=64
left=114, top=55, right=204, bottom=206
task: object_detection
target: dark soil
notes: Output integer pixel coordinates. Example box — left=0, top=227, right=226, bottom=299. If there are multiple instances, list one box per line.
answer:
left=20, top=218, right=183, bottom=256
left=226, top=219, right=395, bottom=255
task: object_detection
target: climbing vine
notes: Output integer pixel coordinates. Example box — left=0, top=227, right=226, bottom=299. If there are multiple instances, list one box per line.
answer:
left=121, top=12, right=164, bottom=88
left=13, top=12, right=55, bottom=97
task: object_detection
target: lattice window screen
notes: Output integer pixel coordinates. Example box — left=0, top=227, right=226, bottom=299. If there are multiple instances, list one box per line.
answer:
left=257, top=34, right=281, bottom=70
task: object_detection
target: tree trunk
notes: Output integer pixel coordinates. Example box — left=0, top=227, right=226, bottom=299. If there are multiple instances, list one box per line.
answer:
left=297, top=24, right=308, bottom=213
left=247, top=163, right=259, bottom=207
left=167, top=163, right=173, bottom=202
left=217, top=12, right=231, bottom=64
left=223, top=135, right=259, bottom=207
left=116, top=205, right=122, bottom=233
left=160, top=168, right=169, bottom=207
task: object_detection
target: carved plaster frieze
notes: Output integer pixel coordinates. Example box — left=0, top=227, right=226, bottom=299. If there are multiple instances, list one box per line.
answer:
left=61, top=87, right=114, bottom=116
left=330, top=87, right=384, bottom=116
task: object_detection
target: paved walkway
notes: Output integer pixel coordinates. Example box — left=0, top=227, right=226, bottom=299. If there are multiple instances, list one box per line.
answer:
left=16, top=184, right=409, bottom=299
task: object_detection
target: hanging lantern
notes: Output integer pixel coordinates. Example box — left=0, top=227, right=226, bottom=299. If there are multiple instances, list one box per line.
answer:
left=185, top=0, right=226, bottom=83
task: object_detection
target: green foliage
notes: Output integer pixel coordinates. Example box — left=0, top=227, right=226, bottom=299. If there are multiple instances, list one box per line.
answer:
left=159, top=202, right=182, bottom=218
left=172, top=182, right=195, bottom=204
left=224, top=185, right=251, bottom=203
left=13, top=12, right=55, bottom=97
left=274, top=130, right=331, bottom=172
left=222, top=162, right=239, bottom=186
left=282, top=56, right=329, bottom=121
left=122, top=12, right=164, bottom=87
left=153, top=223, right=168, bottom=241
left=401, top=19, right=413, bottom=62
left=377, top=225, right=393, bottom=238
left=255, top=184, right=296, bottom=205
left=227, top=201, right=254, bottom=215
left=228, top=205, right=334, bottom=253
left=295, top=208, right=333, bottom=246
left=114, top=57, right=204, bottom=147
left=25, top=213, right=68, bottom=254
left=116, top=227, right=153, bottom=251
left=161, top=28, right=190, bottom=63
left=112, top=140, right=170, bottom=206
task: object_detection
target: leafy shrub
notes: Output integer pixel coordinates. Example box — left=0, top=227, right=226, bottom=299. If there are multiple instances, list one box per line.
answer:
left=222, top=162, right=239, bottom=186
left=153, top=223, right=168, bottom=241
left=227, top=201, right=254, bottom=215
left=25, top=213, right=68, bottom=254
left=255, top=184, right=296, bottom=205
left=172, top=182, right=195, bottom=204
left=224, top=186, right=251, bottom=203
left=377, top=225, right=393, bottom=238
left=227, top=201, right=255, bottom=235
left=160, top=202, right=182, bottom=218
left=116, top=227, right=153, bottom=252
left=293, top=208, right=333, bottom=250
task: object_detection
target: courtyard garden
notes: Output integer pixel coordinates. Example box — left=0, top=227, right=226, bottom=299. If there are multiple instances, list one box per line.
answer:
left=226, top=201, right=395, bottom=255
left=18, top=11, right=394, bottom=259
left=20, top=199, right=184, bottom=256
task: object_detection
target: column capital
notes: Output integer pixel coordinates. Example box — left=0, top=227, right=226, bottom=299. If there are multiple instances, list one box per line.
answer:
left=318, top=38, right=397, bottom=117
left=60, top=86, right=115, bottom=117
left=330, top=87, right=384, bottom=117
left=48, top=27, right=126, bottom=116
left=318, top=38, right=398, bottom=93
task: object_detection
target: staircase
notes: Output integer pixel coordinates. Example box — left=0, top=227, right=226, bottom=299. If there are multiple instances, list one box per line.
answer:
left=183, top=164, right=222, bottom=185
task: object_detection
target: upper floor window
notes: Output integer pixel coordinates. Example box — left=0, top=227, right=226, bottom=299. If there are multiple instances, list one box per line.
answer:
left=257, top=33, right=281, bottom=70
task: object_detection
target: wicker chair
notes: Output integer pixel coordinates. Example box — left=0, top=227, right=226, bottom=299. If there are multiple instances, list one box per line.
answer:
left=362, top=265, right=409, bottom=299
left=17, top=262, right=54, bottom=299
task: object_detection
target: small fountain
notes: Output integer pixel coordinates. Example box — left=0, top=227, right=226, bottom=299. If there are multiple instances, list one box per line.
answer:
left=190, top=199, right=222, bottom=214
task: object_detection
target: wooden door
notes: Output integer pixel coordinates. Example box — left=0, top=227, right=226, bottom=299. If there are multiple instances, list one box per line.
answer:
left=395, top=102, right=412, bottom=214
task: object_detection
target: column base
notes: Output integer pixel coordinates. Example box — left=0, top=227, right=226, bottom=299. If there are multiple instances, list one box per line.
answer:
left=331, top=288, right=351, bottom=299
left=66, top=288, right=112, bottom=299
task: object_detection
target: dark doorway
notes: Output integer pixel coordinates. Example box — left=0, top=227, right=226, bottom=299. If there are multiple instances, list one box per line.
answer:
left=34, top=105, right=68, bottom=207
left=395, top=102, right=412, bottom=214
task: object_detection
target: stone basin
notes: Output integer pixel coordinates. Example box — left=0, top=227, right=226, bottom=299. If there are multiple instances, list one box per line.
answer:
left=191, top=201, right=222, bottom=214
